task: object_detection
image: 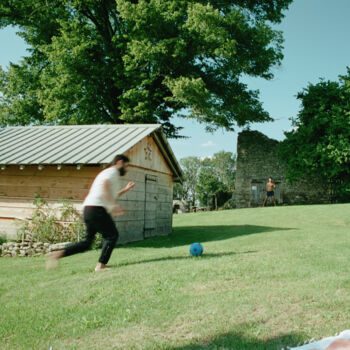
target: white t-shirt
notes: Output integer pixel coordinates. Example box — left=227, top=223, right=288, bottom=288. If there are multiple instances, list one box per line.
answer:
left=83, top=167, right=121, bottom=213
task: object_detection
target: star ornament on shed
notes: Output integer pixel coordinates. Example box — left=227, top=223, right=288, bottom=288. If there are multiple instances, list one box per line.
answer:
left=144, top=143, right=153, bottom=161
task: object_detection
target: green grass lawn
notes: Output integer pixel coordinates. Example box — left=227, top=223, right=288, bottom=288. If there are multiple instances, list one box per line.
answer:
left=1, top=204, right=350, bottom=350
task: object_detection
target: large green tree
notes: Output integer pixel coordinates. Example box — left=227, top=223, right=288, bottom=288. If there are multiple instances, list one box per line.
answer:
left=196, top=167, right=229, bottom=207
left=279, top=72, right=350, bottom=201
left=196, top=151, right=235, bottom=206
left=0, top=0, right=292, bottom=137
left=201, top=151, right=236, bottom=191
left=178, top=151, right=235, bottom=206
left=179, top=156, right=202, bottom=205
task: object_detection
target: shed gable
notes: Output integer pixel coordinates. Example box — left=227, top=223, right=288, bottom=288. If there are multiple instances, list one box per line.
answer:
left=126, top=136, right=173, bottom=176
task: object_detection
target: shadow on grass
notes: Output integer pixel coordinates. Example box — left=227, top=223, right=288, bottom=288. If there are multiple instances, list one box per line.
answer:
left=121, top=225, right=295, bottom=249
left=171, top=328, right=305, bottom=350
left=110, top=250, right=257, bottom=268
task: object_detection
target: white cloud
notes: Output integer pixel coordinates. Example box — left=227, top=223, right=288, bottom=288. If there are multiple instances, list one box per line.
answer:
left=200, top=155, right=214, bottom=161
left=201, top=140, right=216, bottom=147
left=284, top=126, right=299, bottom=133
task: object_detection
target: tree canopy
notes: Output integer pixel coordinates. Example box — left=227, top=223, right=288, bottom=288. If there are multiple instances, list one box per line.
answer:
left=196, top=151, right=235, bottom=206
left=176, top=151, right=235, bottom=207
left=178, top=156, right=202, bottom=204
left=279, top=71, right=350, bottom=201
left=0, top=0, right=292, bottom=137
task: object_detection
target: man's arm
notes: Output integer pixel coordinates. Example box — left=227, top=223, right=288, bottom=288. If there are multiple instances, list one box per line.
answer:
left=103, top=179, right=134, bottom=216
left=118, top=181, right=136, bottom=197
left=110, top=181, right=135, bottom=216
left=104, top=180, right=136, bottom=200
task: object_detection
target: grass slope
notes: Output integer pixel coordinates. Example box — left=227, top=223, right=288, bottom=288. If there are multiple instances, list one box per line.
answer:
left=1, top=204, right=350, bottom=349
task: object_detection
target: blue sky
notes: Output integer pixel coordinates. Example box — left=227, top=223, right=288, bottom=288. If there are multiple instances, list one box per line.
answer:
left=1, top=0, right=350, bottom=160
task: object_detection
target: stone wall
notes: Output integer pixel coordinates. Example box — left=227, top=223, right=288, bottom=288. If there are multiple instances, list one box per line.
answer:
left=235, top=130, right=330, bottom=208
left=0, top=241, right=70, bottom=257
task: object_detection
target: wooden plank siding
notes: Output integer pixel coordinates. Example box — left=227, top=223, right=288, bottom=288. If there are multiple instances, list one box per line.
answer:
left=0, top=134, right=175, bottom=243
left=125, top=136, right=173, bottom=175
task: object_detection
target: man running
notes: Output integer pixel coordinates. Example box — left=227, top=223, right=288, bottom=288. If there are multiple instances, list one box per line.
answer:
left=263, top=177, right=277, bottom=207
left=47, top=154, right=135, bottom=271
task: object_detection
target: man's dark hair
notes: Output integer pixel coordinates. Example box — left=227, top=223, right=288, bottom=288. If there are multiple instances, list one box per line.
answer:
left=269, top=177, right=272, bottom=180
left=112, top=154, right=129, bottom=165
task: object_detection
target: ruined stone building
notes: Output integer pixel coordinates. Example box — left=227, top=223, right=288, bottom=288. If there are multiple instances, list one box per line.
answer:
left=235, top=130, right=329, bottom=208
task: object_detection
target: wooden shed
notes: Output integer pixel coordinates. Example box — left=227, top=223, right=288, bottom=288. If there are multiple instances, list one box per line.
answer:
left=0, top=124, right=183, bottom=243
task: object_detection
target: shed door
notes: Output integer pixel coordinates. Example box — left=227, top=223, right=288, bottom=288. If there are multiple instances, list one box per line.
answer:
left=144, top=174, right=158, bottom=238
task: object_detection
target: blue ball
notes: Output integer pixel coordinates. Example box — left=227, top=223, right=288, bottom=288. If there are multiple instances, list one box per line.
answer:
left=190, top=243, right=203, bottom=256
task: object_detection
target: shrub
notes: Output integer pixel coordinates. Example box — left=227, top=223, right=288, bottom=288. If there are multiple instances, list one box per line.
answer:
left=221, top=198, right=236, bottom=210
left=17, top=195, right=85, bottom=244
left=0, top=235, right=7, bottom=245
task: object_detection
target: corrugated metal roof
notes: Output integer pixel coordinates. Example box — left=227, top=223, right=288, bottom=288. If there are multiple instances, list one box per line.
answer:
left=0, top=124, right=162, bottom=165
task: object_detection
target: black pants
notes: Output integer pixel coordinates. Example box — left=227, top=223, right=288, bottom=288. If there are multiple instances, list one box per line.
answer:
left=64, top=206, right=118, bottom=264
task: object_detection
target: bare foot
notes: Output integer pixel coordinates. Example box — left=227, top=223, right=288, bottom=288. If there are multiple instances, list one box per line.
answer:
left=46, top=250, right=64, bottom=270
left=94, top=263, right=112, bottom=272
